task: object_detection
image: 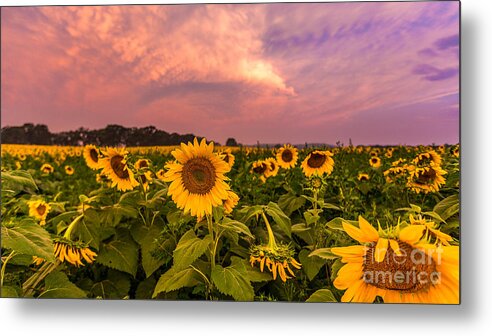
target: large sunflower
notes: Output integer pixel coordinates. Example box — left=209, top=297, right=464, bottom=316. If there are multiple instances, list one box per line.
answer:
left=83, top=145, right=101, bottom=170
left=331, top=216, right=459, bottom=304
left=99, top=147, right=139, bottom=192
left=407, top=163, right=447, bottom=194
left=301, top=150, right=334, bottom=177
left=413, top=150, right=442, bottom=167
left=163, top=138, right=231, bottom=219
left=276, top=144, right=298, bottom=169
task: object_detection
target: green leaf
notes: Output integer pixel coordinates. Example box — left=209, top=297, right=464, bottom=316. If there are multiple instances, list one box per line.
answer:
left=96, top=228, right=139, bottom=277
left=1, top=286, right=19, bottom=298
left=433, top=194, right=459, bottom=221
left=299, top=249, right=326, bottom=281
left=211, top=263, right=254, bottom=301
left=219, top=218, right=254, bottom=239
left=238, top=205, right=264, bottom=223
left=325, top=217, right=357, bottom=231
left=306, top=289, right=337, bottom=302
left=231, top=257, right=272, bottom=282
left=278, top=193, right=306, bottom=216
left=173, top=229, right=212, bottom=271
left=1, top=170, right=37, bottom=191
left=38, top=272, right=87, bottom=298
left=131, top=223, right=168, bottom=277
left=309, top=248, right=338, bottom=260
left=152, top=267, right=200, bottom=297
left=1, top=218, right=54, bottom=261
left=70, top=209, right=101, bottom=248
left=265, top=202, right=291, bottom=237
left=136, top=276, right=157, bottom=299
left=291, top=223, right=314, bottom=245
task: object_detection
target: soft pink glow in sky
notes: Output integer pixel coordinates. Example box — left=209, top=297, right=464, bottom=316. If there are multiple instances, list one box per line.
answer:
left=1, top=2, right=459, bottom=145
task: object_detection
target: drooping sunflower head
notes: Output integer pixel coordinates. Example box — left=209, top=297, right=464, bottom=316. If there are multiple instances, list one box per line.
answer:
left=99, top=147, right=139, bottom=192
left=223, top=190, right=240, bottom=214
left=28, top=200, right=50, bottom=225
left=218, top=149, right=235, bottom=169
left=413, top=150, right=442, bottom=167
left=407, top=163, right=447, bottom=194
left=276, top=144, right=298, bottom=169
left=40, top=163, right=54, bottom=174
left=65, top=165, right=74, bottom=175
left=163, top=138, right=232, bottom=219
left=53, top=238, right=97, bottom=267
left=301, top=150, right=334, bottom=177
left=249, top=243, right=302, bottom=282
left=369, top=157, right=381, bottom=168
left=83, top=145, right=101, bottom=170
left=331, top=216, right=459, bottom=304
left=358, top=173, right=370, bottom=182
left=135, top=158, right=150, bottom=170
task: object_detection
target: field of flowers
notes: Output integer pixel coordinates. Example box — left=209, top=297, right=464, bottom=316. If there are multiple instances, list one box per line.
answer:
left=0, top=140, right=460, bottom=303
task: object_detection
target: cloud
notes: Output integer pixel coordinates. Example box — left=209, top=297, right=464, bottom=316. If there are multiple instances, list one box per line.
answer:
left=435, top=34, right=459, bottom=50
left=413, top=64, right=459, bottom=81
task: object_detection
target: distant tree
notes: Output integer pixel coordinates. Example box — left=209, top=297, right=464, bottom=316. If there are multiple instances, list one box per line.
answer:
left=225, top=138, right=238, bottom=147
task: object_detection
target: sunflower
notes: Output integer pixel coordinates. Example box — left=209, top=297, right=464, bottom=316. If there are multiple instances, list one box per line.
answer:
left=392, top=158, right=407, bottom=167
left=331, top=216, right=459, bottom=303
left=276, top=144, right=298, bottom=169
left=264, top=158, right=280, bottom=178
left=407, top=163, right=447, bottom=194
left=28, top=200, right=50, bottom=225
left=15, top=161, right=21, bottom=170
left=370, top=150, right=379, bottom=157
left=99, top=147, right=139, bottom=192
left=65, top=165, right=74, bottom=175
left=18, top=153, right=27, bottom=161
left=138, top=171, right=153, bottom=191
left=163, top=138, right=231, bottom=219
left=383, top=167, right=406, bottom=183
left=451, top=146, right=460, bottom=158
left=384, top=150, right=393, bottom=158
left=156, top=169, right=166, bottom=181
left=32, top=256, right=45, bottom=266
left=251, top=160, right=270, bottom=182
left=223, top=190, right=239, bottom=214
left=218, top=149, right=235, bottom=169
left=408, top=215, right=453, bottom=246
left=83, top=145, right=101, bottom=170
left=358, top=173, right=370, bottom=182
left=413, top=150, right=442, bottom=167
left=135, top=158, right=150, bottom=170
left=250, top=244, right=302, bottom=282
left=301, top=150, right=334, bottom=177
left=369, top=157, right=381, bottom=168
left=54, top=239, right=97, bottom=267
left=40, top=163, right=54, bottom=174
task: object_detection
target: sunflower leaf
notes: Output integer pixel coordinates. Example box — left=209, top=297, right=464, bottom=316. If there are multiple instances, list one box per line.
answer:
left=299, top=249, right=327, bottom=281
left=152, top=267, right=200, bottom=297
left=309, top=248, right=338, bottom=260
left=1, top=218, right=54, bottom=262
left=306, top=289, right=337, bottom=302
left=38, top=272, right=87, bottom=299
left=172, top=230, right=212, bottom=271
left=1, top=170, right=38, bottom=191
left=96, top=228, right=139, bottom=277
left=211, top=263, right=254, bottom=301
left=218, top=218, right=254, bottom=239
left=265, top=202, right=291, bottom=237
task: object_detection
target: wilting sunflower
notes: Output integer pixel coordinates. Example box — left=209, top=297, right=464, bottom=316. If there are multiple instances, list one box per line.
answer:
left=251, top=160, right=270, bottom=182
left=135, top=158, right=150, bottom=170
left=250, top=244, right=302, bottom=282
left=54, top=239, right=97, bottom=267
left=65, top=165, right=74, bottom=175
left=276, top=144, right=298, bottom=169
left=219, top=149, right=235, bottom=169
left=40, top=163, right=54, bottom=174
left=32, top=256, right=45, bottom=266
left=223, top=190, right=240, bottom=214
left=407, top=163, right=447, bottom=194
left=264, top=158, right=280, bottom=178
left=83, top=145, right=101, bottom=170
left=331, top=216, right=459, bottom=304
left=301, top=150, right=334, bottom=177
left=163, top=138, right=231, bottom=219
left=413, top=150, right=442, bottom=167
left=28, top=200, right=50, bottom=225
left=99, top=147, right=139, bottom=192
left=369, top=157, right=381, bottom=168
left=358, top=173, right=370, bottom=182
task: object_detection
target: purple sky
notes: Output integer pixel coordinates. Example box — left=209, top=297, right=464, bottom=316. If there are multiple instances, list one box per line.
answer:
left=1, top=2, right=459, bottom=145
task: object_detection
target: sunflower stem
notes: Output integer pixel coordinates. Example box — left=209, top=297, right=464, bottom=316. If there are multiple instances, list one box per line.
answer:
left=261, top=211, right=278, bottom=250
left=207, top=215, right=216, bottom=270
left=1, top=251, right=16, bottom=288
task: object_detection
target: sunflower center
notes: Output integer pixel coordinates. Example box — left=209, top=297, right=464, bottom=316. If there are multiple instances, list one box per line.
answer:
left=307, top=153, right=326, bottom=168
left=138, top=160, right=148, bottom=168
left=90, top=149, right=99, bottom=163
left=110, top=155, right=130, bottom=179
left=253, top=163, right=268, bottom=174
left=37, top=205, right=47, bottom=216
left=182, top=157, right=216, bottom=194
left=415, top=168, right=437, bottom=185
left=281, top=150, right=293, bottom=162
left=362, top=241, right=436, bottom=292
left=140, top=174, right=147, bottom=184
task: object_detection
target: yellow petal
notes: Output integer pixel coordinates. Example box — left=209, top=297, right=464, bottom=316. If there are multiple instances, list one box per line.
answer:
left=389, top=239, right=402, bottom=256
left=374, top=238, right=389, bottom=262
left=399, top=225, right=426, bottom=244
left=358, top=216, right=380, bottom=241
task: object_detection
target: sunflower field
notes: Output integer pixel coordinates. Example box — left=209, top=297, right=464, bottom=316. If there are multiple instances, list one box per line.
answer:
left=0, top=140, right=460, bottom=303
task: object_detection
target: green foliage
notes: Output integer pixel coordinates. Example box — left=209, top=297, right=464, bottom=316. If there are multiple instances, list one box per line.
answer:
left=38, top=272, right=86, bottom=298
left=96, top=229, right=139, bottom=277
left=211, top=259, right=254, bottom=301
left=306, top=289, right=337, bottom=302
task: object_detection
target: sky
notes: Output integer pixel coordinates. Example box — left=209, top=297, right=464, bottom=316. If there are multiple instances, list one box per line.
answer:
left=1, top=2, right=460, bottom=145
